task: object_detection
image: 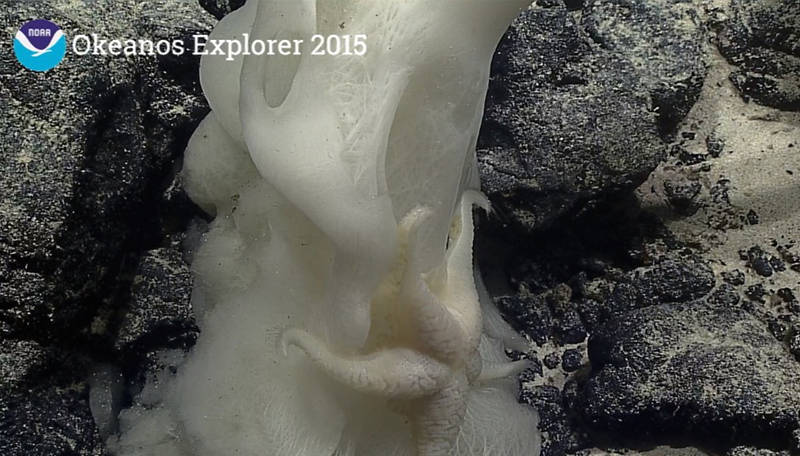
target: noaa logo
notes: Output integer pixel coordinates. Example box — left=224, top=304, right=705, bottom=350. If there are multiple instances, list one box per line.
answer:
left=14, top=19, right=66, bottom=72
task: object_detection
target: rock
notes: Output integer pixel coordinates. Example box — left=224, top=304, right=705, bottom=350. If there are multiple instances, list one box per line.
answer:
left=740, top=246, right=776, bottom=277
left=745, top=209, right=760, bottom=226
left=767, top=319, right=790, bottom=342
left=706, top=284, right=740, bottom=307
left=604, top=282, right=645, bottom=314
left=561, top=348, right=583, bottom=372
left=745, top=284, right=767, bottom=303
left=583, top=0, right=707, bottom=135
left=582, top=255, right=716, bottom=329
left=495, top=294, right=554, bottom=346
left=708, top=178, right=746, bottom=230
left=777, top=288, right=796, bottom=305
left=0, top=340, right=103, bottom=456
left=706, top=134, right=725, bottom=158
left=0, top=0, right=213, bottom=341
left=727, top=447, right=791, bottom=456
left=663, top=179, right=702, bottom=216
left=478, top=4, right=666, bottom=232
left=556, top=309, right=588, bottom=344
left=795, top=428, right=800, bottom=451
left=544, top=352, right=561, bottom=370
left=790, top=331, right=800, bottom=362
left=722, top=269, right=747, bottom=286
left=718, top=0, right=800, bottom=111
left=771, top=258, right=787, bottom=273
left=508, top=258, right=564, bottom=296
left=521, top=384, right=590, bottom=456
left=575, top=298, right=606, bottom=333
left=522, top=356, right=544, bottom=379
left=482, top=190, right=794, bottom=452
left=631, top=256, right=715, bottom=304
left=114, top=237, right=197, bottom=357
left=479, top=0, right=708, bottom=233
left=672, top=144, right=708, bottom=167
left=496, top=280, right=591, bottom=347
left=548, top=284, right=589, bottom=344
left=583, top=302, right=800, bottom=450
left=1, top=1, right=211, bottom=453
left=777, top=245, right=800, bottom=267
left=199, top=0, right=246, bottom=19
left=492, top=205, right=714, bottom=337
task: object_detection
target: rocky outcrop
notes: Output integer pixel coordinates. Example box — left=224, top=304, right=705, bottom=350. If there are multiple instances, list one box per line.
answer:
left=0, top=0, right=212, bottom=342
left=0, top=340, right=104, bottom=455
left=719, top=0, right=800, bottom=111
left=584, top=301, right=800, bottom=450
left=478, top=0, right=708, bottom=233
left=0, top=1, right=211, bottom=454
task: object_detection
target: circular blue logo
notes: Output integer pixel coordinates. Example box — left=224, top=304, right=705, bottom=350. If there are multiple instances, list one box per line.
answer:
left=13, top=19, right=66, bottom=72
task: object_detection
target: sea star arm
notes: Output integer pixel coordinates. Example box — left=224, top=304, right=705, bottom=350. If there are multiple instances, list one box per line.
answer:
left=412, top=372, right=469, bottom=456
left=280, top=328, right=451, bottom=399
left=399, top=192, right=488, bottom=364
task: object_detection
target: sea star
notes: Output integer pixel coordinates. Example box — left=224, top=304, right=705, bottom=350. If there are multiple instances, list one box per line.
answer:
left=280, top=190, right=529, bottom=456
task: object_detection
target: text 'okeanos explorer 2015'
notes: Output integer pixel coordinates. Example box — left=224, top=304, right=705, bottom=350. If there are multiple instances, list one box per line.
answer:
left=72, top=33, right=368, bottom=61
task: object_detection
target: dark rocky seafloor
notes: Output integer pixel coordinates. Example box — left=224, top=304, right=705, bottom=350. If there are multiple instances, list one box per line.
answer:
left=1, top=0, right=798, bottom=455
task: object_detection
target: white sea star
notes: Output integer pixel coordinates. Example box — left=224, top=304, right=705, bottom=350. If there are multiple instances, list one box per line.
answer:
left=280, top=190, right=529, bottom=456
